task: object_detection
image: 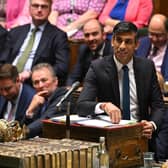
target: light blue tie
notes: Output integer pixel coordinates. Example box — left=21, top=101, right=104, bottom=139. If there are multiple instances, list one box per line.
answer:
left=122, top=65, right=130, bottom=120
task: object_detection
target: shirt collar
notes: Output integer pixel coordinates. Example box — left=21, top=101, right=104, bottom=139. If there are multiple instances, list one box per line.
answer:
left=30, top=22, right=47, bottom=32
left=113, top=55, right=133, bottom=72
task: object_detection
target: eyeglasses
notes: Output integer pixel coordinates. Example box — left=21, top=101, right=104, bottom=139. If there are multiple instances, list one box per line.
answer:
left=31, top=3, right=49, bottom=10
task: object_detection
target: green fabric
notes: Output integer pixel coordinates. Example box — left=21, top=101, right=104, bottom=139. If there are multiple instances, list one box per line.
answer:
left=16, top=28, right=37, bottom=72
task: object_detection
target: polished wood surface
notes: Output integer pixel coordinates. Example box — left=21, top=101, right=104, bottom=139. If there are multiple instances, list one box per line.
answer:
left=153, top=0, right=168, bottom=17
left=43, top=120, right=148, bottom=168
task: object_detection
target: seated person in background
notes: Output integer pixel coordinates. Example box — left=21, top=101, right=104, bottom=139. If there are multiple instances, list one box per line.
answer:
left=75, top=21, right=165, bottom=148
left=6, top=0, right=31, bottom=29
left=24, top=63, right=68, bottom=138
left=99, top=0, right=153, bottom=40
left=48, top=0, right=106, bottom=40
left=0, top=25, right=7, bottom=53
left=0, top=0, right=70, bottom=86
left=136, top=14, right=168, bottom=81
left=0, top=64, right=35, bottom=123
left=0, top=0, right=29, bottom=29
left=66, top=19, right=113, bottom=86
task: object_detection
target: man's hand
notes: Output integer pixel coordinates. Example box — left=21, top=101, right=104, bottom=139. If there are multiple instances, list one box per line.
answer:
left=141, top=120, right=154, bottom=139
left=100, top=102, right=121, bottom=124
left=19, top=71, right=31, bottom=82
left=26, top=91, right=48, bottom=117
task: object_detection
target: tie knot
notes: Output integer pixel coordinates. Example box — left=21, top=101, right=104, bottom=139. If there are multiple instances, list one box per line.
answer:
left=122, top=65, right=128, bottom=71
left=31, top=27, right=39, bottom=33
left=151, top=46, right=158, bottom=56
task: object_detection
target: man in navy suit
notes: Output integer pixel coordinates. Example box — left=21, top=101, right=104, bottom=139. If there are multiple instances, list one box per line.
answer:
left=0, top=0, right=70, bottom=86
left=0, top=25, right=7, bottom=53
left=76, top=22, right=165, bottom=142
left=24, top=63, right=68, bottom=138
left=136, top=14, right=168, bottom=81
left=66, top=19, right=112, bottom=85
left=0, top=64, right=35, bottom=124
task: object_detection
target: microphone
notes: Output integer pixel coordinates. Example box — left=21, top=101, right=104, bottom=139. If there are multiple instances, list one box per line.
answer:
left=56, top=81, right=80, bottom=108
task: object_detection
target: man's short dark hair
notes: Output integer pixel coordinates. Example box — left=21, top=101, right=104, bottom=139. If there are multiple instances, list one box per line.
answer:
left=113, top=21, right=138, bottom=38
left=0, top=64, right=19, bottom=82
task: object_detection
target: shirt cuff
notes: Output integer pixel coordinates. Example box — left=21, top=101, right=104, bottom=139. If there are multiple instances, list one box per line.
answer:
left=150, top=121, right=157, bottom=131
left=95, top=103, right=105, bottom=114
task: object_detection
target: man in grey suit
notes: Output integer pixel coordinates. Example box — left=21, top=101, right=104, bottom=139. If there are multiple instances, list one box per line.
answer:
left=76, top=21, right=165, bottom=142
left=0, top=0, right=70, bottom=86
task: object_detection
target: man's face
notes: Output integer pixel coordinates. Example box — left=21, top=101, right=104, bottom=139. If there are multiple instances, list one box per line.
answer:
left=29, top=0, right=51, bottom=25
left=0, top=78, right=20, bottom=100
left=83, top=22, right=105, bottom=51
left=112, top=32, right=138, bottom=64
left=32, top=67, right=58, bottom=97
left=148, top=22, right=168, bottom=48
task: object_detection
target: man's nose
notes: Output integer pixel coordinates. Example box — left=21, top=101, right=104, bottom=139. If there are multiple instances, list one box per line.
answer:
left=88, top=35, right=94, bottom=41
left=120, top=41, right=126, bottom=48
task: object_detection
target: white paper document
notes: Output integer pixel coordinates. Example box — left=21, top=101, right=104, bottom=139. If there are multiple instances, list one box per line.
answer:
left=51, top=115, right=137, bottom=127
left=51, top=115, right=88, bottom=123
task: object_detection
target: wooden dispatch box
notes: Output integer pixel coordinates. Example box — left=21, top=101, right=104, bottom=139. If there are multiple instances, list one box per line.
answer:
left=42, top=120, right=148, bottom=168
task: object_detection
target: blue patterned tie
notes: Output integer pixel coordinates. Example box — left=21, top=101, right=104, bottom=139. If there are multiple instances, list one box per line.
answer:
left=122, top=65, right=130, bottom=120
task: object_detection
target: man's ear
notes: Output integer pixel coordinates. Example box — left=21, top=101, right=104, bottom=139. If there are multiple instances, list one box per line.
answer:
left=111, top=37, right=114, bottom=47
left=16, top=76, right=20, bottom=83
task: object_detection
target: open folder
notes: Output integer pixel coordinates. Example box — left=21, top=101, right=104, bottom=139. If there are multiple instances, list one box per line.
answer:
left=51, top=115, right=137, bottom=128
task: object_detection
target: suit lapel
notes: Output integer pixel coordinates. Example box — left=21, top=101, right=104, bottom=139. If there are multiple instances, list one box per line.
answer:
left=33, top=22, right=52, bottom=63
left=0, top=98, right=8, bottom=118
left=161, top=46, right=168, bottom=77
left=133, top=57, right=144, bottom=112
left=104, top=56, right=120, bottom=107
left=12, top=25, right=30, bottom=58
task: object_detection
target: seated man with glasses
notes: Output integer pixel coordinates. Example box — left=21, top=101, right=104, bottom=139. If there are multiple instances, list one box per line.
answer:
left=0, top=0, right=70, bottom=86
left=136, top=14, right=168, bottom=81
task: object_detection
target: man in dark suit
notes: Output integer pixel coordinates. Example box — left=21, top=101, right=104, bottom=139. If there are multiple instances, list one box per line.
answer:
left=66, top=19, right=112, bottom=85
left=0, top=0, right=70, bottom=86
left=0, top=25, right=7, bottom=53
left=136, top=14, right=168, bottom=81
left=0, top=64, right=35, bottom=123
left=24, top=63, right=68, bottom=138
left=76, top=21, right=165, bottom=141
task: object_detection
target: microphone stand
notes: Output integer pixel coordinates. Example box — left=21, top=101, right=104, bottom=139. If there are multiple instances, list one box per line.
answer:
left=56, top=101, right=71, bottom=139
left=66, top=101, right=71, bottom=139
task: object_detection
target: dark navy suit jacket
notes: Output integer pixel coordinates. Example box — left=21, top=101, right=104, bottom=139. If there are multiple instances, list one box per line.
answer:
left=66, top=40, right=113, bottom=85
left=76, top=55, right=165, bottom=129
left=0, top=84, right=35, bottom=124
left=25, top=87, right=68, bottom=138
left=0, top=22, right=70, bottom=85
left=136, top=36, right=168, bottom=81
left=0, top=25, right=7, bottom=54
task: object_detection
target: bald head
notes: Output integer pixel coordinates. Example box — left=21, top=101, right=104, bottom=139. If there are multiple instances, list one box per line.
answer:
left=83, top=19, right=105, bottom=51
left=148, top=14, right=168, bottom=47
left=83, top=19, right=103, bottom=32
left=149, top=14, right=168, bottom=33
